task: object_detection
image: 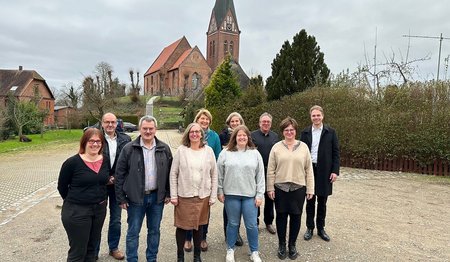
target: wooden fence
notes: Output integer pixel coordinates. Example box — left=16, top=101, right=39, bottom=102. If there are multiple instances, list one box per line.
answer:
left=341, top=155, right=450, bottom=176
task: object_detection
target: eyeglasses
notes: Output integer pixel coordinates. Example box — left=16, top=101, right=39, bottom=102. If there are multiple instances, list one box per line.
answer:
left=141, top=127, right=155, bottom=132
left=189, top=130, right=201, bottom=134
left=88, top=139, right=102, bottom=145
left=103, top=121, right=116, bottom=125
left=283, top=129, right=296, bottom=133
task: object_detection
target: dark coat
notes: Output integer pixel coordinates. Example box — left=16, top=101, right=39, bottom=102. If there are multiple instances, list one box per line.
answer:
left=219, top=128, right=231, bottom=147
left=300, top=125, right=340, bottom=196
left=115, top=136, right=173, bottom=205
left=103, top=131, right=131, bottom=177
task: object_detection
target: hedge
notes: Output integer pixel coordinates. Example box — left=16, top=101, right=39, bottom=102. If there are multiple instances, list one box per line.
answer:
left=207, top=82, right=450, bottom=172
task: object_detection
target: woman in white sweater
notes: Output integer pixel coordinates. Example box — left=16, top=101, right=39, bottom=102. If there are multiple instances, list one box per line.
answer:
left=170, top=123, right=218, bottom=262
left=217, top=125, right=265, bottom=262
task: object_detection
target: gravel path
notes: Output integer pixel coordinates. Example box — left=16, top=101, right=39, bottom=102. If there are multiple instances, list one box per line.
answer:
left=0, top=130, right=449, bottom=261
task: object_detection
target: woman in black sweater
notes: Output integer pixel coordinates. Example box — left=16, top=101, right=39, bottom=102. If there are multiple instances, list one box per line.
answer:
left=58, top=128, right=110, bottom=261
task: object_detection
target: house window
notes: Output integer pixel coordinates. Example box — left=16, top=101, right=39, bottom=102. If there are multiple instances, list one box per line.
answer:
left=230, top=41, right=234, bottom=56
left=224, top=40, right=228, bottom=56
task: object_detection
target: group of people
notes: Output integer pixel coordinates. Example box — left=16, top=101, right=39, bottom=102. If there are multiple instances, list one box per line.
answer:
left=57, top=105, right=340, bottom=262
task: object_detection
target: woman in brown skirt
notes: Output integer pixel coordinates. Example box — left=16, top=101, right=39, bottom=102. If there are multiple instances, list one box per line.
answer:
left=170, top=122, right=218, bottom=262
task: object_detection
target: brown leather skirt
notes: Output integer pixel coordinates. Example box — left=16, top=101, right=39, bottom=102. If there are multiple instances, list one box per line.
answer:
left=174, top=196, right=210, bottom=230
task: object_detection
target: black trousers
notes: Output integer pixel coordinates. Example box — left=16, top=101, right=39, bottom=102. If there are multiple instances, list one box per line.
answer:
left=306, top=195, right=328, bottom=230
left=61, top=200, right=107, bottom=262
left=274, top=187, right=305, bottom=245
left=258, top=191, right=275, bottom=226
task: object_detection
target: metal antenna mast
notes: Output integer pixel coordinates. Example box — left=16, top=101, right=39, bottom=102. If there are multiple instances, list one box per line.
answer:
left=402, top=33, right=450, bottom=81
left=374, top=27, right=377, bottom=89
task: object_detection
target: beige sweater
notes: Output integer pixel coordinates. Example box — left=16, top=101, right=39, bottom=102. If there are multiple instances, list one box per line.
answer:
left=169, top=145, right=218, bottom=203
left=267, top=141, right=314, bottom=195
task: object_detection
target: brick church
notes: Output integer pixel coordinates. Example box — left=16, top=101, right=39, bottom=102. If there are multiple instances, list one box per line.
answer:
left=143, top=0, right=248, bottom=97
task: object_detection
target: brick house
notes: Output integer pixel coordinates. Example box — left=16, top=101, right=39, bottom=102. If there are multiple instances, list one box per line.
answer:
left=54, top=105, right=76, bottom=128
left=0, top=67, right=55, bottom=126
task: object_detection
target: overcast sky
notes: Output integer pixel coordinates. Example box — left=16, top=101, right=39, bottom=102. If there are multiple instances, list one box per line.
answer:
left=1, top=0, right=449, bottom=92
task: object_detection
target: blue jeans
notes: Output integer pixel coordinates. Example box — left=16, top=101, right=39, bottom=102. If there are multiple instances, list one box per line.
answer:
left=224, top=195, right=259, bottom=252
left=126, top=192, right=164, bottom=262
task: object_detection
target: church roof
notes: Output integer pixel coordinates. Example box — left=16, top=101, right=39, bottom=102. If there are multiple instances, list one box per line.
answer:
left=212, top=0, right=238, bottom=27
left=169, top=48, right=192, bottom=71
left=145, top=36, right=189, bottom=76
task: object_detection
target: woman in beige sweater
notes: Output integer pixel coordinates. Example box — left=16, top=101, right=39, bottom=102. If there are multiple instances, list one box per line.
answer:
left=267, top=117, right=314, bottom=260
left=170, top=123, right=218, bottom=262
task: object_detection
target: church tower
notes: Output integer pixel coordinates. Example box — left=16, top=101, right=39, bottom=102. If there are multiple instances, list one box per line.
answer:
left=206, top=0, right=240, bottom=71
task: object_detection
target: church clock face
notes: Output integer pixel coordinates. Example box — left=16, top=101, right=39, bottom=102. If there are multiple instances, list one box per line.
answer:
left=226, top=23, right=232, bottom=31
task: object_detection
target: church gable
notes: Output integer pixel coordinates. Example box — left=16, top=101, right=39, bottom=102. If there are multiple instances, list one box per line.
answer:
left=208, top=14, right=218, bottom=34
left=219, top=10, right=239, bottom=33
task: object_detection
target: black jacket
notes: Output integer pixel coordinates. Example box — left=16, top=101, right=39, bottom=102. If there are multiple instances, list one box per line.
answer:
left=115, top=136, right=173, bottom=205
left=250, top=129, right=279, bottom=171
left=219, top=128, right=231, bottom=147
left=103, top=131, right=131, bottom=177
left=300, top=125, right=340, bottom=196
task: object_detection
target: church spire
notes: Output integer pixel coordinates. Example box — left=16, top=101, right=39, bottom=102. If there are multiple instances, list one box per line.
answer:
left=206, top=0, right=241, bottom=70
left=211, top=0, right=238, bottom=31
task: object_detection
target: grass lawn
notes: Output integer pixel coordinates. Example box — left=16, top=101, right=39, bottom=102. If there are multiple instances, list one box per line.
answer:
left=0, top=129, right=83, bottom=154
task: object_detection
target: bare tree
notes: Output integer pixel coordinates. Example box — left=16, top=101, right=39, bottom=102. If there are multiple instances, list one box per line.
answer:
left=360, top=43, right=430, bottom=94
left=82, top=76, right=111, bottom=121
left=58, top=83, right=81, bottom=108
left=129, top=69, right=141, bottom=102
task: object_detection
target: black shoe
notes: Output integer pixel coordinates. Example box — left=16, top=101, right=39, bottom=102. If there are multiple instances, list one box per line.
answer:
left=235, top=234, right=244, bottom=246
left=177, top=253, right=184, bottom=262
left=304, top=228, right=313, bottom=241
left=318, top=229, right=330, bottom=242
left=277, top=243, right=287, bottom=260
left=193, top=248, right=202, bottom=262
left=288, top=244, right=298, bottom=260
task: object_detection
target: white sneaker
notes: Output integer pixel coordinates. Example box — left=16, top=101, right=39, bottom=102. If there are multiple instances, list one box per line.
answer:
left=226, top=248, right=235, bottom=262
left=250, top=251, right=262, bottom=262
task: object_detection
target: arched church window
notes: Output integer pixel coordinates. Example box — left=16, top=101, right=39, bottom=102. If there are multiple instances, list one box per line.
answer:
left=224, top=40, right=228, bottom=56
left=230, top=41, right=234, bottom=56
left=213, top=41, right=216, bottom=57
left=192, top=73, right=200, bottom=90
left=209, top=42, right=212, bottom=57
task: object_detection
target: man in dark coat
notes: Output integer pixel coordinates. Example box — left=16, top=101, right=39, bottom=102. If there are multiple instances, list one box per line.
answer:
left=95, top=113, right=131, bottom=260
left=300, top=105, right=340, bottom=242
left=251, top=112, right=279, bottom=234
left=115, top=115, right=173, bottom=262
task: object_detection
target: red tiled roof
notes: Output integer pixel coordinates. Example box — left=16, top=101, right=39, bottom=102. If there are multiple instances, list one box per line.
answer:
left=145, top=37, right=184, bottom=76
left=169, top=48, right=192, bottom=71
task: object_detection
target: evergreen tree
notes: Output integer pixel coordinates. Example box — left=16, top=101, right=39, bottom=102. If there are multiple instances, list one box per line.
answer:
left=204, top=55, right=241, bottom=108
left=266, top=29, right=330, bottom=100
left=240, top=75, right=266, bottom=107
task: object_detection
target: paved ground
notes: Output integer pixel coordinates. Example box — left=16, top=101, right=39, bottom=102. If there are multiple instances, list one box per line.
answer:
left=0, top=130, right=449, bottom=262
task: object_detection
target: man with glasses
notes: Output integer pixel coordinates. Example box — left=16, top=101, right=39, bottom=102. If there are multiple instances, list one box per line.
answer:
left=96, top=113, right=131, bottom=260
left=115, top=115, right=173, bottom=262
left=251, top=112, right=279, bottom=235
left=300, top=105, right=340, bottom=242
